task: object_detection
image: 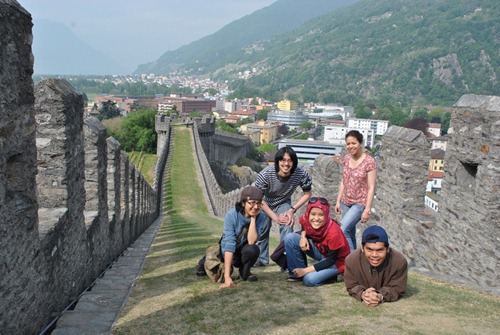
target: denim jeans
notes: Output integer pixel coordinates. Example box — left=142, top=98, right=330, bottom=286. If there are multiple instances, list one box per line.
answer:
left=256, top=202, right=293, bottom=265
left=284, top=233, right=340, bottom=286
left=340, top=202, right=365, bottom=251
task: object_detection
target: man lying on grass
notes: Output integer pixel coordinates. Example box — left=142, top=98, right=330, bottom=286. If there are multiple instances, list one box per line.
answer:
left=344, top=225, right=408, bottom=306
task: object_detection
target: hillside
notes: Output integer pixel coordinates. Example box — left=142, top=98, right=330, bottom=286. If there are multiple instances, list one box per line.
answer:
left=138, top=0, right=500, bottom=106
left=134, top=0, right=359, bottom=74
left=223, top=0, right=500, bottom=105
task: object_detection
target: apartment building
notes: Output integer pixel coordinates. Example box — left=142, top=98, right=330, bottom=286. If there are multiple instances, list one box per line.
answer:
left=431, top=135, right=448, bottom=151
left=277, top=139, right=343, bottom=166
left=323, top=124, right=375, bottom=148
left=240, top=121, right=278, bottom=145
left=267, top=110, right=308, bottom=130
left=313, top=105, right=354, bottom=120
left=428, top=123, right=442, bottom=137
left=429, top=148, right=445, bottom=172
left=346, top=118, right=389, bottom=136
left=277, top=99, right=299, bottom=111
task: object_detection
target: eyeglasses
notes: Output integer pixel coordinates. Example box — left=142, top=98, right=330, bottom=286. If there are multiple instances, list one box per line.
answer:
left=309, top=197, right=329, bottom=205
left=246, top=200, right=262, bottom=208
left=279, top=158, right=293, bottom=164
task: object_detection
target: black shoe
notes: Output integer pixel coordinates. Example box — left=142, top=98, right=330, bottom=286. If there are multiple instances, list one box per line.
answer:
left=287, top=273, right=302, bottom=282
left=246, top=274, right=258, bottom=282
left=239, top=272, right=258, bottom=282
left=196, top=269, right=207, bottom=277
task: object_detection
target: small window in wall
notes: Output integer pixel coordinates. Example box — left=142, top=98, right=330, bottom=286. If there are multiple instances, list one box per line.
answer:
left=457, top=161, right=478, bottom=193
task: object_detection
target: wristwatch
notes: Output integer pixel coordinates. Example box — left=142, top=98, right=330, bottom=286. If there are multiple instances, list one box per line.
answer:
left=291, top=206, right=296, bottom=213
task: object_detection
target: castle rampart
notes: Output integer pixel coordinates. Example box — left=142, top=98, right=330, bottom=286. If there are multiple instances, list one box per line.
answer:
left=0, top=3, right=163, bottom=332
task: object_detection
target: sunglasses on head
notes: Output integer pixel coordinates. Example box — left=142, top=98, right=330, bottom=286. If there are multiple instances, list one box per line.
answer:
left=309, top=197, right=328, bottom=205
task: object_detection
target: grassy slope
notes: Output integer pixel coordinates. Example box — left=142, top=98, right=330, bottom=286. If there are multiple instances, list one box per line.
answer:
left=113, top=127, right=499, bottom=335
left=128, top=151, right=157, bottom=186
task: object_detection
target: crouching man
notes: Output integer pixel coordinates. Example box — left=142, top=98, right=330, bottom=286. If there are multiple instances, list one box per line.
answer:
left=344, top=225, right=408, bottom=306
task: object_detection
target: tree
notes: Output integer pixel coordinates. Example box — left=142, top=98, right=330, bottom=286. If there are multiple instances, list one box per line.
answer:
left=237, top=117, right=254, bottom=127
left=299, top=121, right=313, bottom=130
left=413, top=107, right=429, bottom=120
left=189, top=111, right=202, bottom=118
left=355, top=106, right=372, bottom=119
left=441, top=112, right=451, bottom=134
left=98, top=100, right=121, bottom=121
left=115, top=109, right=157, bottom=153
left=403, top=117, right=429, bottom=135
left=216, top=119, right=238, bottom=134
left=257, top=143, right=277, bottom=154
left=257, top=109, right=269, bottom=121
left=81, top=92, right=88, bottom=107
left=277, top=124, right=289, bottom=136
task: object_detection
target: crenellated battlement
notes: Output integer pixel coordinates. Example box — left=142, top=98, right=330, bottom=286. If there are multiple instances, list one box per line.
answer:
left=0, top=3, right=164, bottom=332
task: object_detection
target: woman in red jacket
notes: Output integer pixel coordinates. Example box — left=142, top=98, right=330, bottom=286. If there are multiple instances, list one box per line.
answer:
left=284, top=197, right=351, bottom=286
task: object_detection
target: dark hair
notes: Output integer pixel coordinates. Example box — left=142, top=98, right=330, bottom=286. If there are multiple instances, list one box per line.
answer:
left=345, top=130, right=363, bottom=145
left=274, top=146, right=298, bottom=175
left=235, top=200, right=245, bottom=214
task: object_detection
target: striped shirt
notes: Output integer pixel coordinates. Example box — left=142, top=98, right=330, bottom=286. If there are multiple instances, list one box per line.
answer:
left=255, top=165, right=312, bottom=210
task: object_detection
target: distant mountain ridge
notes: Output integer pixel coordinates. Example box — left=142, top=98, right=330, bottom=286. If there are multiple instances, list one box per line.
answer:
left=32, top=19, right=128, bottom=75
left=138, top=0, right=500, bottom=106
left=135, top=0, right=360, bottom=74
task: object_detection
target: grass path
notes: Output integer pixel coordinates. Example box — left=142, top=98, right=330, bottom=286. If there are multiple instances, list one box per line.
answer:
left=112, top=126, right=500, bottom=335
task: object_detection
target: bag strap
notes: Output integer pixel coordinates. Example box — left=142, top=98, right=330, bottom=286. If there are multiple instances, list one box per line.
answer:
left=236, top=224, right=249, bottom=244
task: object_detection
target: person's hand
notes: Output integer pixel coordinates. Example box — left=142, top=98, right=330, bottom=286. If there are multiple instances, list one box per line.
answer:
left=299, top=236, right=309, bottom=251
left=292, top=268, right=307, bottom=278
left=277, top=213, right=289, bottom=225
left=220, top=278, right=236, bottom=289
left=286, top=208, right=295, bottom=226
left=361, top=288, right=383, bottom=307
left=334, top=203, right=341, bottom=215
left=278, top=212, right=294, bottom=226
left=360, top=209, right=371, bottom=223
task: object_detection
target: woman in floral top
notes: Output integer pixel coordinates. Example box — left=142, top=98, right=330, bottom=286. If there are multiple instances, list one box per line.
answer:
left=335, top=130, right=377, bottom=251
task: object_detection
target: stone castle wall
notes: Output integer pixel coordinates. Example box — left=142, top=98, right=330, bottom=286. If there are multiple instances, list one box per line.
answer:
left=368, top=107, right=499, bottom=290
left=0, top=3, right=162, bottom=333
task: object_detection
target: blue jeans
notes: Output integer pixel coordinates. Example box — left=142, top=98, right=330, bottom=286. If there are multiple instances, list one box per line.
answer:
left=340, top=203, right=364, bottom=251
left=257, top=202, right=293, bottom=265
left=284, top=233, right=340, bottom=286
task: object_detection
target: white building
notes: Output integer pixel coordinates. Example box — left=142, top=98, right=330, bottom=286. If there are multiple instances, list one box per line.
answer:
left=431, top=135, right=448, bottom=151
left=224, top=100, right=242, bottom=113
left=277, top=139, right=343, bottom=166
left=425, top=192, right=439, bottom=212
left=346, top=118, right=389, bottom=136
left=323, top=125, right=375, bottom=148
left=428, top=123, right=442, bottom=137
left=313, top=105, right=354, bottom=120
left=267, top=110, right=309, bottom=130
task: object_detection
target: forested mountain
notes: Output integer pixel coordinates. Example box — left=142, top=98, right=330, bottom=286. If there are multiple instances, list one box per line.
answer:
left=137, top=0, right=500, bottom=106
left=134, top=0, right=359, bottom=74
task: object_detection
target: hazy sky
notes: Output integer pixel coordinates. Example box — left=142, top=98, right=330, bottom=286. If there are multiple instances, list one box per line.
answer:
left=19, top=0, right=277, bottom=72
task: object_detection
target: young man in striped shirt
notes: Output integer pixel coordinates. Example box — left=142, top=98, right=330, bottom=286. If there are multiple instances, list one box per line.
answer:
left=254, top=146, right=312, bottom=266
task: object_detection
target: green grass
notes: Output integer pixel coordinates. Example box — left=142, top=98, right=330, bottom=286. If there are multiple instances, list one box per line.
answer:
left=128, top=151, right=157, bottom=186
left=113, top=126, right=500, bottom=335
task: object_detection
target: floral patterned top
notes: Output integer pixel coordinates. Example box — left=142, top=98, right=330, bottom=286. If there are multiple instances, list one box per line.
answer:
left=341, top=153, right=377, bottom=206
